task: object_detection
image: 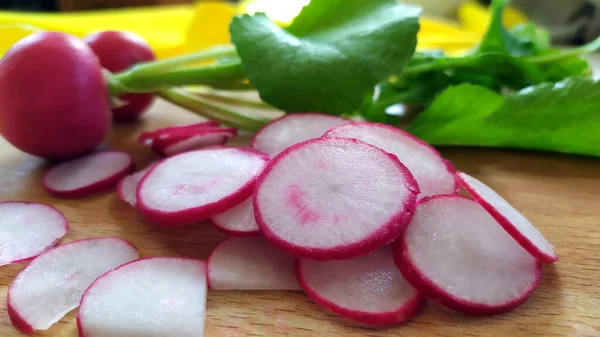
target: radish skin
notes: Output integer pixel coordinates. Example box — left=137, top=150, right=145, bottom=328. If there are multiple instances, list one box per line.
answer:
left=138, top=121, right=221, bottom=144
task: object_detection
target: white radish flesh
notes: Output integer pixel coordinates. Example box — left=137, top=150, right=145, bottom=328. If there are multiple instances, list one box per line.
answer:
left=297, top=246, right=425, bottom=326
left=138, top=121, right=220, bottom=144
left=0, top=202, right=68, bottom=266
left=394, top=195, right=541, bottom=316
left=43, top=150, right=134, bottom=198
left=456, top=172, right=557, bottom=263
left=117, top=166, right=153, bottom=207
left=324, top=122, right=457, bottom=198
left=137, top=147, right=269, bottom=226
left=254, top=137, right=419, bottom=261
left=77, top=257, right=207, bottom=337
left=210, top=198, right=259, bottom=236
left=207, top=237, right=299, bottom=290
left=159, top=134, right=228, bottom=157
left=7, top=237, right=139, bottom=333
left=252, top=113, right=350, bottom=157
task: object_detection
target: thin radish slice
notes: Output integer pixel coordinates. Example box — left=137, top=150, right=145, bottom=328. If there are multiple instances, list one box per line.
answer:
left=7, top=237, right=139, bottom=333
left=77, top=258, right=207, bottom=337
left=207, top=237, right=299, bottom=290
left=137, top=147, right=269, bottom=226
left=138, top=121, right=220, bottom=144
left=0, top=202, right=68, bottom=266
left=43, top=150, right=135, bottom=198
left=152, top=127, right=237, bottom=157
left=210, top=198, right=259, bottom=236
left=255, top=137, right=419, bottom=261
left=393, top=195, right=541, bottom=316
left=117, top=166, right=154, bottom=207
left=252, top=114, right=350, bottom=157
left=297, top=246, right=425, bottom=326
left=456, top=172, right=557, bottom=263
left=324, top=122, right=457, bottom=198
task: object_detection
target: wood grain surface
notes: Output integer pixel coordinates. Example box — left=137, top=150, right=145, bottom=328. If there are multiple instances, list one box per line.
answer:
left=0, top=100, right=599, bottom=337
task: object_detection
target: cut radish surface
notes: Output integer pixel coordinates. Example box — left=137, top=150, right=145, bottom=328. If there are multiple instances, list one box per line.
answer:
left=152, top=128, right=236, bottom=157
left=255, top=137, right=419, bottom=261
left=117, top=166, right=154, bottom=207
left=324, top=123, right=457, bottom=198
left=456, top=172, right=557, bottom=263
left=7, top=237, right=139, bottom=333
left=138, top=121, right=220, bottom=144
left=252, top=114, right=350, bottom=157
left=0, top=202, right=68, bottom=266
left=210, top=198, right=259, bottom=236
left=297, top=246, right=425, bottom=326
left=137, top=147, right=269, bottom=226
left=207, top=237, right=299, bottom=290
left=77, top=258, right=207, bottom=337
left=394, top=195, right=541, bottom=316
left=43, top=150, right=135, bottom=198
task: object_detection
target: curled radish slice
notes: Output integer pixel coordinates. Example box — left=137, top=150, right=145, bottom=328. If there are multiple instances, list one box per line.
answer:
left=252, top=113, right=350, bottom=157
left=152, top=128, right=236, bottom=157
left=324, top=122, right=457, bottom=197
left=138, top=121, right=220, bottom=144
left=137, top=148, right=269, bottom=226
left=207, top=237, right=299, bottom=290
left=7, top=237, right=139, bottom=333
left=394, top=195, right=541, bottom=316
left=0, top=202, right=68, bottom=266
left=77, top=258, right=207, bottom=337
left=117, top=166, right=154, bottom=207
left=456, top=172, right=557, bottom=263
left=210, top=198, right=259, bottom=236
left=297, top=246, right=425, bottom=326
left=43, top=150, right=135, bottom=198
left=255, top=137, right=419, bottom=261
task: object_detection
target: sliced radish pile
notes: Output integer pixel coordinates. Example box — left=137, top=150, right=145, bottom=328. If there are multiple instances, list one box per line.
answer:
left=252, top=114, right=350, bottom=157
left=117, top=165, right=154, bottom=207
left=0, top=202, right=68, bottom=266
left=77, top=258, right=207, bottom=337
left=7, top=237, right=139, bottom=333
left=207, top=237, right=299, bottom=290
left=394, top=195, right=541, bottom=316
left=324, top=123, right=457, bottom=197
left=255, top=137, right=419, bottom=261
left=297, top=246, right=425, bottom=326
left=152, top=127, right=236, bottom=157
left=210, top=197, right=259, bottom=236
left=456, top=172, right=557, bottom=263
left=138, top=121, right=220, bottom=144
left=138, top=147, right=269, bottom=226
left=43, top=150, right=135, bottom=198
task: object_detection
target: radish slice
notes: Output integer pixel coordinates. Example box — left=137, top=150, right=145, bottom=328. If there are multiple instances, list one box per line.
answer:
left=393, top=195, right=541, bottom=316
left=43, top=150, right=135, bottom=198
left=152, top=128, right=236, bottom=157
left=207, top=237, right=299, bottom=290
left=297, top=246, right=425, bottom=326
left=117, top=166, right=154, bottom=207
left=252, top=114, right=350, bottom=157
left=7, top=237, right=139, bottom=333
left=0, top=202, right=68, bottom=266
left=255, top=137, right=419, bottom=261
left=138, top=121, right=220, bottom=144
left=77, top=258, right=207, bottom=337
left=137, top=148, right=269, bottom=226
left=324, top=122, right=457, bottom=197
left=456, top=172, right=557, bottom=263
left=210, top=198, right=259, bottom=236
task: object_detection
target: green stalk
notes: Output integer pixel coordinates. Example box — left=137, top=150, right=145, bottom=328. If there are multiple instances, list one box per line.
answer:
left=157, top=89, right=270, bottom=132
left=192, top=92, right=273, bottom=110
left=525, top=36, right=600, bottom=64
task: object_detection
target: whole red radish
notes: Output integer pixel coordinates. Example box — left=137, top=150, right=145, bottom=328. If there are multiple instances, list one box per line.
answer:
left=84, top=31, right=156, bottom=121
left=0, top=32, right=110, bottom=159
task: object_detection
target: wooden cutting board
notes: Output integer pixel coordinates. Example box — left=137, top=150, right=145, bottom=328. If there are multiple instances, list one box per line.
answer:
left=0, top=100, right=598, bottom=337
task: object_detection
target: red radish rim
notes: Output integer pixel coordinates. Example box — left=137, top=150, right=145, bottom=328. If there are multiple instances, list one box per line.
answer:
left=76, top=257, right=204, bottom=337
left=254, top=137, right=420, bottom=261
left=136, top=147, right=270, bottom=226
left=209, top=219, right=261, bottom=237
left=150, top=127, right=238, bottom=147
left=138, top=121, right=220, bottom=143
left=43, top=151, right=135, bottom=198
left=296, top=259, right=426, bottom=325
left=7, top=237, right=138, bottom=334
left=250, top=113, right=349, bottom=149
left=153, top=134, right=231, bottom=157
left=455, top=173, right=557, bottom=263
left=0, top=201, right=70, bottom=265
left=393, top=194, right=542, bottom=316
